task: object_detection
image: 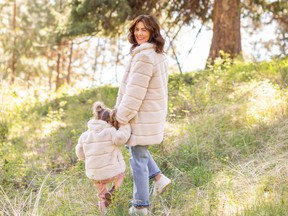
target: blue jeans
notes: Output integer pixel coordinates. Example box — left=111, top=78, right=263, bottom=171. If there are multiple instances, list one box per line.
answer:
left=129, top=145, right=161, bottom=207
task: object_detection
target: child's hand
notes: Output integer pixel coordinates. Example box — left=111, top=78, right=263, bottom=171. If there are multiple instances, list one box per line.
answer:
left=110, top=109, right=120, bottom=129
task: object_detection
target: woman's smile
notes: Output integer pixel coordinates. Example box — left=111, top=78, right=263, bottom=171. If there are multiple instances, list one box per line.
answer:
left=134, top=21, right=150, bottom=45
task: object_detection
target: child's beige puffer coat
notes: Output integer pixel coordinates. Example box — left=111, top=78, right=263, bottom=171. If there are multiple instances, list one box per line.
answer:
left=76, top=119, right=131, bottom=180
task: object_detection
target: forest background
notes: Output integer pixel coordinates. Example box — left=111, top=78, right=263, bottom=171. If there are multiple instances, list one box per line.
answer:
left=1, top=0, right=288, bottom=215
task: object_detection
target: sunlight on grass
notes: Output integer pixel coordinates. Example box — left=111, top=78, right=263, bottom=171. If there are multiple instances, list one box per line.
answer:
left=230, top=79, right=287, bottom=127
left=246, top=80, right=285, bottom=124
left=163, top=121, right=188, bottom=154
left=1, top=58, right=288, bottom=216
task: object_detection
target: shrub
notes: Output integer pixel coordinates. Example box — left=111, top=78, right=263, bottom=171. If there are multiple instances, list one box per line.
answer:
left=0, top=121, right=8, bottom=143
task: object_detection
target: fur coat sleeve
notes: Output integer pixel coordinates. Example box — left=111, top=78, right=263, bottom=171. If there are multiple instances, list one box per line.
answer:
left=75, top=131, right=87, bottom=160
left=112, top=124, right=131, bottom=146
left=116, top=53, right=153, bottom=125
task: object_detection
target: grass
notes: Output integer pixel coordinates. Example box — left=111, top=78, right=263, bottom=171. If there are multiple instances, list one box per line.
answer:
left=1, top=57, right=288, bottom=215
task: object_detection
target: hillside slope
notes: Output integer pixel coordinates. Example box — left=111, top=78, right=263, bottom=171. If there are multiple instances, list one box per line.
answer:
left=1, top=57, right=288, bottom=215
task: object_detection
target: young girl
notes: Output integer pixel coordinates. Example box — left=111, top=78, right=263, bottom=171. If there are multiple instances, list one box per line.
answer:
left=75, top=101, right=131, bottom=214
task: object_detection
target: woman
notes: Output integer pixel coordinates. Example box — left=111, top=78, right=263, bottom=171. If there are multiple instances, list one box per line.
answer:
left=115, top=14, right=171, bottom=215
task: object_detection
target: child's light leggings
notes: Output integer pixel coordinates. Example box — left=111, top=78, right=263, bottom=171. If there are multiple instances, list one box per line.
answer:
left=93, top=173, right=125, bottom=213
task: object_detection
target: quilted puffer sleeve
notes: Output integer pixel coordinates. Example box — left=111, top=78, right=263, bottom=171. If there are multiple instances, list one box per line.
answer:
left=116, top=54, right=153, bottom=124
left=75, top=131, right=87, bottom=160
left=112, top=124, right=131, bottom=146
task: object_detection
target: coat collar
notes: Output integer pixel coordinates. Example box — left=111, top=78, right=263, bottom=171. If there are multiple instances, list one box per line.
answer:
left=131, top=42, right=156, bottom=57
left=87, top=119, right=111, bottom=132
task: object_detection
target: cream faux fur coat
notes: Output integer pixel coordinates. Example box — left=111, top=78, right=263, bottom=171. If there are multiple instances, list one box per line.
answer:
left=116, top=42, right=168, bottom=146
left=75, top=119, right=131, bottom=180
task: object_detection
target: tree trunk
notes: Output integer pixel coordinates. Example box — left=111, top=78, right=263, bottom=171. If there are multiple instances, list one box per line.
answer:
left=11, top=0, right=17, bottom=84
left=67, top=40, right=73, bottom=85
left=56, top=41, right=62, bottom=90
left=208, top=0, right=241, bottom=64
left=92, top=38, right=101, bottom=85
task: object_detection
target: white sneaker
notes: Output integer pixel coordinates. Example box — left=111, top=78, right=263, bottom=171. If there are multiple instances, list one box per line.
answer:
left=152, top=174, right=171, bottom=196
left=129, top=206, right=149, bottom=215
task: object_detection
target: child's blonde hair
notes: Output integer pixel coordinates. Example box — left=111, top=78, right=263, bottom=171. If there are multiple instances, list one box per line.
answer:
left=93, top=101, right=119, bottom=129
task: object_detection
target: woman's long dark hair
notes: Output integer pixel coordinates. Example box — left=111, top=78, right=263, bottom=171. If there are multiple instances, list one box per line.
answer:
left=128, top=15, right=165, bottom=53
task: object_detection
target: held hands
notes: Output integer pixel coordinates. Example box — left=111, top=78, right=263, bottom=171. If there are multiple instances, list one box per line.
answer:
left=110, top=108, right=120, bottom=129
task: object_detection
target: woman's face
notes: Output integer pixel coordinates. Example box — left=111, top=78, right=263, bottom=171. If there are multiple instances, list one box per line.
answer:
left=134, top=21, right=151, bottom=45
